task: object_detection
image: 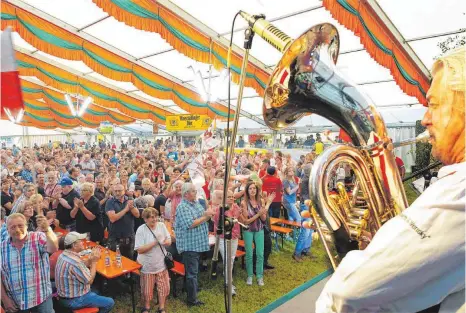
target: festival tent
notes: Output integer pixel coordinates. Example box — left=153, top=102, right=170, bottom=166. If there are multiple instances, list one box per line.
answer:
left=0, top=0, right=464, bottom=135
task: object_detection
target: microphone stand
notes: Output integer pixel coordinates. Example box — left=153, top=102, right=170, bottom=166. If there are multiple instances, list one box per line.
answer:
left=215, top=25, right=256, bottom=313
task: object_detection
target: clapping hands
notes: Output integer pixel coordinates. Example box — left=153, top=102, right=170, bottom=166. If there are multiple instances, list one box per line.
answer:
left=35, top=215, right=50, bottom=232
left=266, top=192, right=276, bottom=205
left=74, top=198, right=84, bottom=208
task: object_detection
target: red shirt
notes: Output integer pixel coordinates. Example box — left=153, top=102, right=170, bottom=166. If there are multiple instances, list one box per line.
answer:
left=261, top=175, right=283, bottom=202
left=395, top=156, right=404, bottom=168
left=259, top=169, right=267, bottom=179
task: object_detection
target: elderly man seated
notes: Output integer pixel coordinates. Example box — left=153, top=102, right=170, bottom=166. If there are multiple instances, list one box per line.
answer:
left=55, top=232, right=114, bottom=313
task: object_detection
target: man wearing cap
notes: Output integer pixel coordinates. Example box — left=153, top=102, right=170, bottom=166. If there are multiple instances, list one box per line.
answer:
left=1, top=213, right=58, bottom=313
left=56, top=232, right=114, bottom=313
left=57, top=177, right=80, bottom=232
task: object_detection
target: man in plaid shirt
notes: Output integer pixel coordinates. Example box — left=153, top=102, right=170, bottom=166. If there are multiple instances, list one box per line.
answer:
left=1, top=213, right=58, bottom=312
left=175, top=183, right=214, bottom=307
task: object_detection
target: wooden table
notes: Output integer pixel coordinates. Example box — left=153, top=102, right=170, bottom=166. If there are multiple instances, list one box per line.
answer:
left=85, top=241, right=141, bottom=313
left=55, top=228, right=141, bottom=313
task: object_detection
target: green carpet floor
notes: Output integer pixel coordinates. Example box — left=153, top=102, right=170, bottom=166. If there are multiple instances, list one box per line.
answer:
left=112, top=181, right=419, bottom=313
left=112, top=239, right=330, bottom=313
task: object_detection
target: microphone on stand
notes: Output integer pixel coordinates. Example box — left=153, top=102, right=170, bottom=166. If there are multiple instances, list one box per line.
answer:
left=239, top=11, right=293, bottom=53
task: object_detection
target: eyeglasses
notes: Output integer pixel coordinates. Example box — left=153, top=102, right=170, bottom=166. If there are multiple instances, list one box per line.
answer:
left=114, top=189, right=124, bottom=192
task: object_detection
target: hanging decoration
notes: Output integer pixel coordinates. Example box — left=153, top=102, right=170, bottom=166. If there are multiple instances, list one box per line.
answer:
left=322, top=0, right=430, bottom=105
left=90, top=0, right=269, bottom=96
left=0, top=2, right=235, bottom=119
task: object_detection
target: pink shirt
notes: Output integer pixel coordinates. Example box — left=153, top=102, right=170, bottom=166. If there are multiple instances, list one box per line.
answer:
left=213, top=203, right=241, bottom=240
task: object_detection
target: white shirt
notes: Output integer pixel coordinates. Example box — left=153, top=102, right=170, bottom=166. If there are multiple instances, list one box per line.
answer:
left=316, top=162, right=466, bottom=313
left=134, top=222, right=171, bottom=274
left=336, top=167, right=346, bottom=181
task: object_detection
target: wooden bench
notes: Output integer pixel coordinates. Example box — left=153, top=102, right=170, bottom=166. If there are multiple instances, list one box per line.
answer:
left=73, top=308, right=99, bottom=313
left=270, top=218, right=301, bottom=228
left=169, top=260, right=185, bottom=298
left=271, top=225, right=293, bottom=249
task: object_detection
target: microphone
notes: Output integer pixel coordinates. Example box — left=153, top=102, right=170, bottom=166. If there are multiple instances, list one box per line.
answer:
left=239, top=11, right=293, bottom=53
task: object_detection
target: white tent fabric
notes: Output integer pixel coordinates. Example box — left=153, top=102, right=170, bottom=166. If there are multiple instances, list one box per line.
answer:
left=2, top=0, right=464, bottom=133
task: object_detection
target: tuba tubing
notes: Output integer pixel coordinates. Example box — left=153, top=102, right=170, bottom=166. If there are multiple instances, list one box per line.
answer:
left=239, top=11, right=430, bottom=266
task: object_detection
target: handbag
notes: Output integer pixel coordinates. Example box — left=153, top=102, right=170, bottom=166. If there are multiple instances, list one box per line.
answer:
left=145, top=224, right=175, bottom=270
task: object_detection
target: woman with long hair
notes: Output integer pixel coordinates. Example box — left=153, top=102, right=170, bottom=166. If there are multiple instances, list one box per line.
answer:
left=283, top=167, right=301, bottom=223
left=239, top=181, right=275, bottom=287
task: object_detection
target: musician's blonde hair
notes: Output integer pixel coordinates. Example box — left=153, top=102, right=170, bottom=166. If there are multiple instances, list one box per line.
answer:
left=432, top=46, right=465, bottom=112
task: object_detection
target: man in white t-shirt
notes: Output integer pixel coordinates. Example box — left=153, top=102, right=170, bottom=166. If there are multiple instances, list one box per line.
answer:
left=135, top=208, right=171, bottom=313
left=316, top=47, right=465, bottom=313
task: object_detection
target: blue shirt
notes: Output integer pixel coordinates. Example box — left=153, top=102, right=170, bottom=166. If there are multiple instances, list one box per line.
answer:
left=110, top=156, right=119, bottom=166
left=20, top=169, right=33, bottom=183
left=283, top=179, right=297, bottom=204
left=167, top=151, right=178, bottom=162
left=174, top=199, right=209, bottom=254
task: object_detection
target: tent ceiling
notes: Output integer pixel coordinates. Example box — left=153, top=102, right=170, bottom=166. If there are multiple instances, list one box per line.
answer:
left=3, top=0, right=464, bottom=134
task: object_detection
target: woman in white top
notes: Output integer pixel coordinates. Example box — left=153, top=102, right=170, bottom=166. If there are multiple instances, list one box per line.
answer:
left=135, top=208, right=171, bottom=313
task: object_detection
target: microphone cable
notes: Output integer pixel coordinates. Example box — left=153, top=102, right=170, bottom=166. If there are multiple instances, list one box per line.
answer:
left=222, top=10, right=241, bottom=313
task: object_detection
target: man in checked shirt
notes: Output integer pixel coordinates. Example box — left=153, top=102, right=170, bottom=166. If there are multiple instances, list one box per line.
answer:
left=1, top=212, right=58, bottom=313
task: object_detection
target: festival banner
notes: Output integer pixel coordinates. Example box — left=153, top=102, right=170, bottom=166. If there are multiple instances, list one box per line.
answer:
left=166, top=114, right=211, bottom=132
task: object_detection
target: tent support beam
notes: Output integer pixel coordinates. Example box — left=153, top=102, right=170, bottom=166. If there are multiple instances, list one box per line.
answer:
left=77, top=15, right=110, bottom=32
left=136, top=48, right=175, bottom=60
left=406, top=29, right=465, bottom=43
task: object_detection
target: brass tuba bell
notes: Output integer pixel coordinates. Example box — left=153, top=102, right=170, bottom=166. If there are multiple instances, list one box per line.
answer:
left=239, top=11, right=430, bottom=269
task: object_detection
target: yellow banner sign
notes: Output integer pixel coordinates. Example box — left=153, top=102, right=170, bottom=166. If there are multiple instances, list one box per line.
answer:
left=166, top=114, right=211, bottom=131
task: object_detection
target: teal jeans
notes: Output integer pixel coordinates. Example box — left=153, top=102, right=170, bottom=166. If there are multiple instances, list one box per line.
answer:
left=243, top=229, right=264, bottom=278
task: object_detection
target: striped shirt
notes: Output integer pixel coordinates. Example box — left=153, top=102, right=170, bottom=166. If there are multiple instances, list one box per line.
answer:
left=174, top=199, right=209, bottom=254
left=1, top=232, right=52, bottom=310
left=55, top=250, right=91, bottom=298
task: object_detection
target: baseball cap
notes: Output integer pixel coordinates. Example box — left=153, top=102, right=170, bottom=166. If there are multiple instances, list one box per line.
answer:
left=64, top=231, right=87, bottom=246
left=59, top=177, right=73, bottom=186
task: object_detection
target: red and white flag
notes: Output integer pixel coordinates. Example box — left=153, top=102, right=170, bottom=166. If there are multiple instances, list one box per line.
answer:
left=1, top=27, right=24, bottom=122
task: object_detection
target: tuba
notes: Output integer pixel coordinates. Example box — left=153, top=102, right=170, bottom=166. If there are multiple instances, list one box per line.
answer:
left=239, top=12, right=430, bottom=268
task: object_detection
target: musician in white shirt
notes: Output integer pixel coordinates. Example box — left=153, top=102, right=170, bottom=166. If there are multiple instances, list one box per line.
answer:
left=316, top=47, right=465, bottom=313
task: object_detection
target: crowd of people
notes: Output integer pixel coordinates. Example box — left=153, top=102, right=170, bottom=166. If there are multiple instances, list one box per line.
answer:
left=0, top=125, right=412, bottom=312
left=0, top=136, right=332, bottom=312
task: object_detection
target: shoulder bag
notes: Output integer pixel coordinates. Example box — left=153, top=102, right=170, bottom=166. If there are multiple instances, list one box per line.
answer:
left=145, top=224, right=174, bottom=269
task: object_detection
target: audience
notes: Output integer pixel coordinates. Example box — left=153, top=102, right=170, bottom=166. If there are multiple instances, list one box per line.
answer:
left=0, top=138, right=339, bottom=311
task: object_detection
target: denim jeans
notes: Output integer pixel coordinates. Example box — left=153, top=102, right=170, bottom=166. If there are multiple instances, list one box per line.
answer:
left=283, top=202, right=302, bottom=223
left=269, top=202, right=281, bottom=218
left=18, top=296, right=54, bottom=313
left=243, top=229, right=264, bottom=278
left=182, top=251, right=201, bottom=304
left=294, top=203, right=314, bottom=256
left=59, top=291, right=114, bottom=313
